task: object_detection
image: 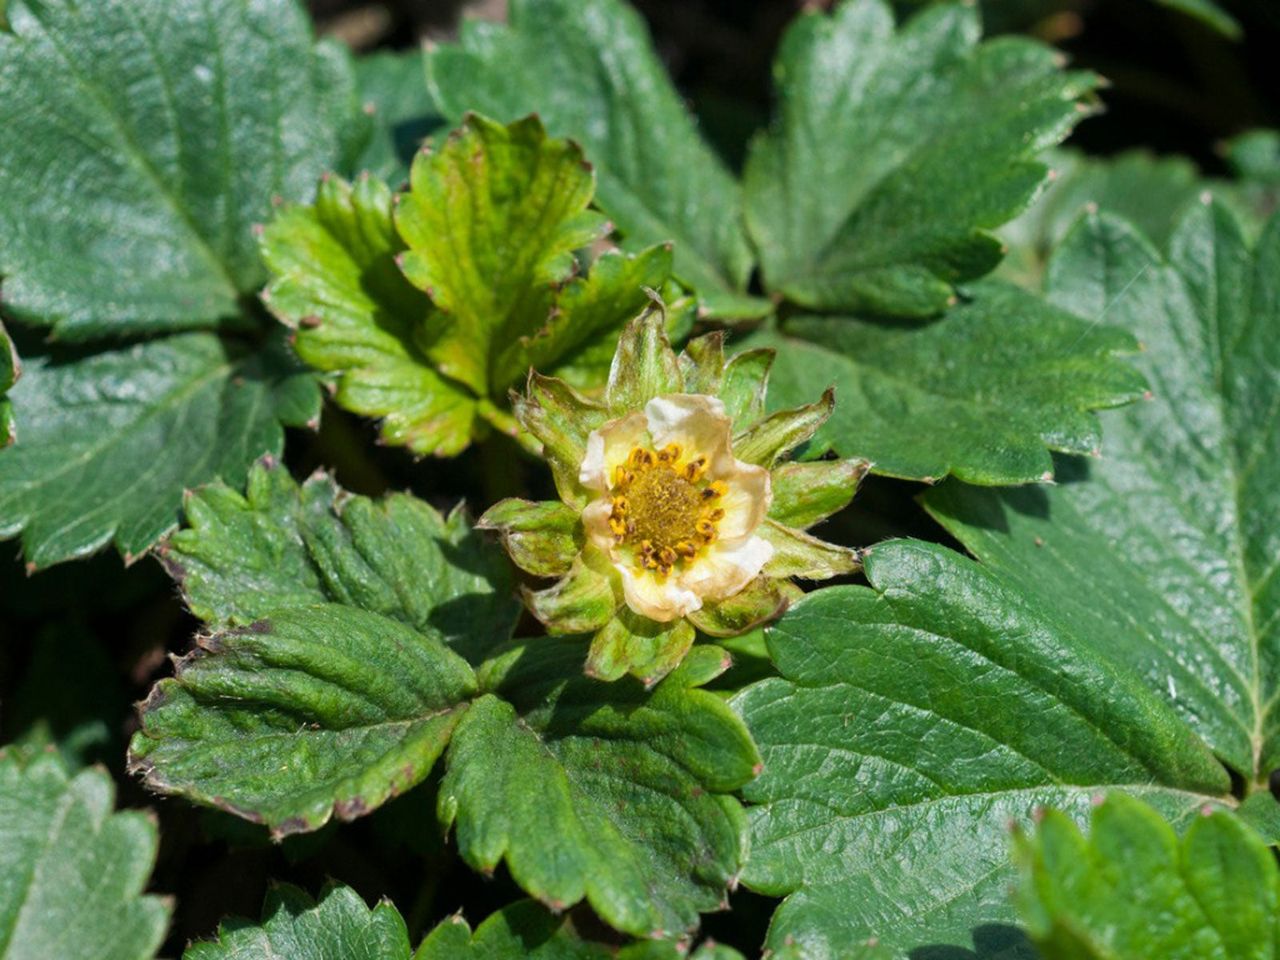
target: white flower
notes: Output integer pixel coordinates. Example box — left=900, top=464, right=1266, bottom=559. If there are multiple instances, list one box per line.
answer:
left=578, top=394, right=773, bottom=622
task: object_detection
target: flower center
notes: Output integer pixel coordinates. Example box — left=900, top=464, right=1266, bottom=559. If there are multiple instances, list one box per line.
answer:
left=607, top=444, right=726, bottom=577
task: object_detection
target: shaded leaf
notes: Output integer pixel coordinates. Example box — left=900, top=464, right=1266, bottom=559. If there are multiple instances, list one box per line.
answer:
left=0, top=0, right=357, bottom=338
left=163, top=458, right=519, bottom=664
left=749, top=280, right=1146, bottom=485
left=186, top=883, right=411, bottom=959
left=745, top=0, right=1096, bottom=317
left=1016, top=796, right=1276, bottom=959
left=439, top=640, right=758, bottom=940
left=1154, top=0, right=1241, bottom=37
left=0, top=750, right=169, bottom=960
left=0, top=333, right=318, bottom=569
left=0, top=322, right=15, bottom=446
left=732, top=540, right=1231, bottom=958
left=426, top=0, right=765, bottom=318
left=926, top=204, right=1280, bottom=782
left=350, top=49, right=442, bottom=184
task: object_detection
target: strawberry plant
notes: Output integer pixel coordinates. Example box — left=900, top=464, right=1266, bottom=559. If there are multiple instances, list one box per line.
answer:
left=1, top=0, right=1278, bottom=957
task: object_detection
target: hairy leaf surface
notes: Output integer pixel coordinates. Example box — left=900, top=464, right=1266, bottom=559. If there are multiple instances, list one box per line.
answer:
left=0, top=750, right=169, bottom=960
left=0, top=334, right=318, bottom=569
left=733, top=541, right=1231, bottom=958
left=927, top=204, right=1280, bottom=782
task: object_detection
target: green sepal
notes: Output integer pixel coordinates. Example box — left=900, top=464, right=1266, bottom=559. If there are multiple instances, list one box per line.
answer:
left=525, top=550, right=618, bottom=635
left=606, top=300, right=684, bottom=413
left=477, top=498, right=581, bottom=578
left=719, top=348, right=774, bottom=426
left=733, top=387, right=835, bottom=467
left=679, top=331, right=726, bottom=396
left=395, top=113, right=606, bottom=395
left=768, top=458, right=870, bottom=530
left=513, top=373, right=608, bottom=506
left=687, top=577, right=800, bottom=638
left=587, top=610, right=696, bottom=686
left=758, top=520, right=861, bottom=580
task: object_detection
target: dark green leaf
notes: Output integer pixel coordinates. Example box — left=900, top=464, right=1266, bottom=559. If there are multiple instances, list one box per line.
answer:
left=0, top=0, right=357, bottom=338
left=926, top=204, right=1280, bottom=782
left=163, top=459, right=519, bottom=664
left=0, top=333, right=318, bottom=569
left=0, top=750, right=170, bottom=960
left=1154, top=0, right=1241, bottom=37
left=439, top=640, right=758, bottom=939
left=350, top=49, right=442, bottom=184
left=745, top=0, right=1096, bottom=316
left=733, top=540, right=1231, bottom=958
left=0, top=322, right=15, bottom=446
left=749, top=280, right=1146, bottom=485
left=185, top=883, right=411, bottom=959
left=1016, top=796, right=1276, bottom=959
left=426, top=0, right=766, bottom=318
left=129, top=603, right=477, bottom=837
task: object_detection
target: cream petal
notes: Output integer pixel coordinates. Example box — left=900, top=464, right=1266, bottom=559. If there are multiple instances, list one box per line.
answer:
left=580, top=497, right=617, bottom=554
left=678, top=535, right=774, bottom=602
left=643, top=394, right=732, bottom=466
left=579, top=411, right=649, bottom=491
left=716, top=462, right=772, bottom=540
left=617, top=564, right=703, bottom=622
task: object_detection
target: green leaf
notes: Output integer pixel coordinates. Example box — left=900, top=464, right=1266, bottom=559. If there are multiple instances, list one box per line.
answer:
left=0, top=0, right=357, bottom=338
left=162, top=458, right=520, bottom=664
left=1015, top=796, right=1276, bottom=959
left=262, top=169, right=480, bottom=457
left=426, top=0, right=766, bottom=319
left=925, top=204, right=1280, bottom=783
left=732, top=540, right=1232, bottom=959
left=0, top=322, right=16, bottom=446
left=350, top=49, right=442, bottom=184
left=745, top=0, right=1096, bottom=317
left=1154, top=0, right=1242, bottom=38
left=185, top=883, right=412, bottom=959
left=0, top=333, right=318, bottom=569
left=129, top=603, right=477, bottom=837
left=0, top=750, right=170, bottom=960
left=439, top=640, right=758, bottom=940
left=396, top=113, right=605, bottom=397
left=748, top=280, right=1147, bottom=485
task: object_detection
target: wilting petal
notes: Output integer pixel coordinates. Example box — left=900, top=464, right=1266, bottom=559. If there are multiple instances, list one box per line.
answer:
left=717, top=462, right=772, bottom=540
left=579, top=411, right=648, bottom=491
left=678, top=535, right=774, bottom=602
left=617, top=565, right=703, bottom=622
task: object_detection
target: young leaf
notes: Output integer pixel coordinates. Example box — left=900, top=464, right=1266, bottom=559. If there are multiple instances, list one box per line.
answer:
left=162, top=458, right=520, bottom=664
left=185, top=883, right=412, bottom=959
left=748, top=280, right=1147, bottom=485
left=0, top=0, right=357, bottom=339
left=745, top=0, right=1097, bottom=317
left=350, top=49, right=442, bottom=184
left=129, top=603, right=478, bottom=837
left=732, top=541, right=1232, bottom=959
left=1015, top=796, right=1277, bottom=959
left=426, top=0, right=766, bottom=319
left=439, top=641, right=758, bottom=940
left=0, top=322, right=15, bottom=446
left=0, top=750, right=170, bottom=960
left=0, top=333, right=318, bottom=569
left=926, top=204, right=1280, bottom=784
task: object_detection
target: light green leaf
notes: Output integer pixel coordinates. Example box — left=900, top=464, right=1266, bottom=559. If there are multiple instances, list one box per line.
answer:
left=350, top=49, right=442, bottom=184
left=0, top=750, right=170, bottom=960
left=426, top=0, right=766, bottom=319
left=0, top=0, right=357, bottom=338
left=926, top=203, right=1280, bottom=783
left=0, top=322, right=15, bottom=446
left=1015, top=796, right=1276, bottom=960
left=185, top=883, right=411, bottom=959
left=748, top=280, right=1147, bottom=485
left=396, top=113, right=605, bottom=396
left=745, top=0, right=1096, bottom=317
left=129, top=603, right=477, bottom=837
left=732, top=540, right=1232, bottom=959
left=0, top=333, right=318, bottom=569
left=439, top=640, right=758, bottom=940
left=262, top=160, right=479, bottom=457
left=162, top=458, right=519, bottom=664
